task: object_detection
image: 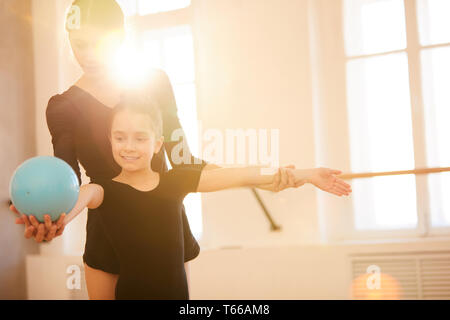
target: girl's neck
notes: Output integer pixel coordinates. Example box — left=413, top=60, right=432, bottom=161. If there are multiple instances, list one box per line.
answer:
left=114, top=168, right=159, bottom=186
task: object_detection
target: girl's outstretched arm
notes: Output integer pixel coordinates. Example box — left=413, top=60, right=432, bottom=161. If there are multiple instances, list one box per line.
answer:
left=63, top=184, right=104, bottom=226
left=196, top=166, right=352, bottom=197
left=196, top=167, right=304, bottom=193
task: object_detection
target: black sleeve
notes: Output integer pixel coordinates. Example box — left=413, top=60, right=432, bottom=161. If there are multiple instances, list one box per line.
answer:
left=150, top=69, right=208, bottom=169
left=46, top=95, right=82, bottom=185
left=167, top=166, right=203, bottom=197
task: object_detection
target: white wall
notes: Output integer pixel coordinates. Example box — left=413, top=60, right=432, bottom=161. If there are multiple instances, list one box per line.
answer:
left=194, top=0, right=320, bottom=249
left=0, top=0, right=39, bottom=299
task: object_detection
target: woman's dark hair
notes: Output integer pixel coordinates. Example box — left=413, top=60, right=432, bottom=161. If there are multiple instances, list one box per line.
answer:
left=111, top=93, right=163, bottom=139
left=66, top=0, right=124, bottom=33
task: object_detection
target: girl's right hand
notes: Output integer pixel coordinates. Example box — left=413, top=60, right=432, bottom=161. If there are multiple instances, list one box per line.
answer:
left=10, top=204, right=66, bottom=243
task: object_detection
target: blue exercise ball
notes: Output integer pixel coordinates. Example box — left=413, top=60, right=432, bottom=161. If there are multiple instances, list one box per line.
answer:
left=9, top=156, right=79, bottom=223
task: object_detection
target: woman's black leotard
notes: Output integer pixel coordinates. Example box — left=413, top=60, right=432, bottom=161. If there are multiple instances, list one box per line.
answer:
left=46, top=69, right=205, bottom=274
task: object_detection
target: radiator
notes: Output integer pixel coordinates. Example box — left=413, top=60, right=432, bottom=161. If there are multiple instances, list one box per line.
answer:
left=350, top=252, right=450, bottom=300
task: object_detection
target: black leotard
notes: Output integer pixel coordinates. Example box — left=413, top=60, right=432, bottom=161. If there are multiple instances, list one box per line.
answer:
left=46, top=69, right=205, bottom=274
left=95, top=167, right=202, bottom=300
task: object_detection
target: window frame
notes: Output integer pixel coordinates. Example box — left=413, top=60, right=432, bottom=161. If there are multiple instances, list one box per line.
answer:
left=312, top=0, right=450, bottom=242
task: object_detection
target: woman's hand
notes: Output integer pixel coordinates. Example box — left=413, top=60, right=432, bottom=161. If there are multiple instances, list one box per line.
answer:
left=255, top=165, right=304, bottom=192
left=305, top=168, right=352, bottom=197
left=10, top=204, right=66, bottom=243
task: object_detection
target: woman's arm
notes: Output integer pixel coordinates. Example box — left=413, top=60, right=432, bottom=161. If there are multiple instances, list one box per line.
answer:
left=63, top=184, right=104, bottom=226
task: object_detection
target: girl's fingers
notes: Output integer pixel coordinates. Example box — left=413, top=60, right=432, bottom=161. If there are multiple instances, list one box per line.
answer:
left=333, top=184, right=350, bottom=196
left=35, top=224, right=45, bottom=243
left=10, top=204, right=20, bottom=216
left=44, top=215, right=52, bottom=232
left=45, top=225, right=57, bottom=241
left=24, top=226, right=35, bottom=239
left=22, top=215, right=31, bottom=228
left=335, top=183, right=352, bottom=195
left=29, top=216, right=40, bottom=229
left=55, top=224, right=65, bottom=237
left=56, top=213, right=66, bottom=230
left=336, top=178, right=351, bottom=189
left=330, top=186, right=344, bottom=196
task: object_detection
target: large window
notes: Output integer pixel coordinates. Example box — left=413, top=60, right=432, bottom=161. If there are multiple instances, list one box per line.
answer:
left=118, top=0, right=191, bottom=16
left=117, top=0, right=202, bottom=239
left=343, top=0, right=450, bottom=236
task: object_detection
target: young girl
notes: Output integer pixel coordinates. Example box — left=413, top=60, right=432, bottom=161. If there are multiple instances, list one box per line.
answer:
left=63, top=95, right=351, bottom=299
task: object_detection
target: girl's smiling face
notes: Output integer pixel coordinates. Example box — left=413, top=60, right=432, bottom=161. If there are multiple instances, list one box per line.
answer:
left=110, top=109, right=163, bottom=172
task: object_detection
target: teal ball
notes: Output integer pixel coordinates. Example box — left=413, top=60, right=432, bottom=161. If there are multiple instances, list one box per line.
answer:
left=9, top=156, right=79, bottom=222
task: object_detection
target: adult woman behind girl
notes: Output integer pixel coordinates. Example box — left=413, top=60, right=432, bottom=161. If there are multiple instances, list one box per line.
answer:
left=10, top=0, right=298, bottom=299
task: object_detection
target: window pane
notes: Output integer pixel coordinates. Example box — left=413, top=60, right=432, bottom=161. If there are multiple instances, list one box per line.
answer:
left=343, top=0, right=407, bottom=56
left=346, top=53, right=415, bottom=172
left=141, top=39, right=163, bottom=69
left=116, top=0, right=138, bottom=17
left=141, top=26, right=195, bottom=82
left=173, top=83, right=201, bottom=239
left=353, top=176, right=418, bottom=230
left=163, top=30, right=196, bottom=83
left=173, top=83, right=199, bottom=155
left=346, top=53, right=417, bottom=230
left=421, top=47, right=450, bottom=227
left=417, top=0, right=450, bottom=46
left=138, top=0, right=191, bottom=15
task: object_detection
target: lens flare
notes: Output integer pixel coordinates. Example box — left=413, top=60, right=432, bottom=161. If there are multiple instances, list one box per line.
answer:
left=351, top=272, right=402, bottom=300
left=97, top=31, right=150, bottom=88
left=111, top=42, right=151, bottom=88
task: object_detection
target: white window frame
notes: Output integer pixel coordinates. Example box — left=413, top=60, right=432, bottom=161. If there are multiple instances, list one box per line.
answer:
left=310, top=0, right=450, bottom=242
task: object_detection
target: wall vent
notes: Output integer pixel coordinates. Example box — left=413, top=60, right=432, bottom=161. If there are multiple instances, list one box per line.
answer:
left=350, top=252, right=450, bottom=300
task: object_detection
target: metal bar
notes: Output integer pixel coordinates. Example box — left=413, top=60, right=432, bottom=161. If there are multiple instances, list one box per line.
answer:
left=250, top=188, right=282, bottom=232
left=339, top=167, right=450, bottom=180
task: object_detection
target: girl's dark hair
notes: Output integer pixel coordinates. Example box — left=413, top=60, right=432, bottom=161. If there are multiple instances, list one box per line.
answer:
left=111, top=94, right=163, bottom=139
left=66, top=0, right=124, bottom=33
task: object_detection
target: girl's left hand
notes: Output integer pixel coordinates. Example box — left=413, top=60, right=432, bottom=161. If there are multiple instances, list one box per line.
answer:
left=307, top=168, right=352, bottom=197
